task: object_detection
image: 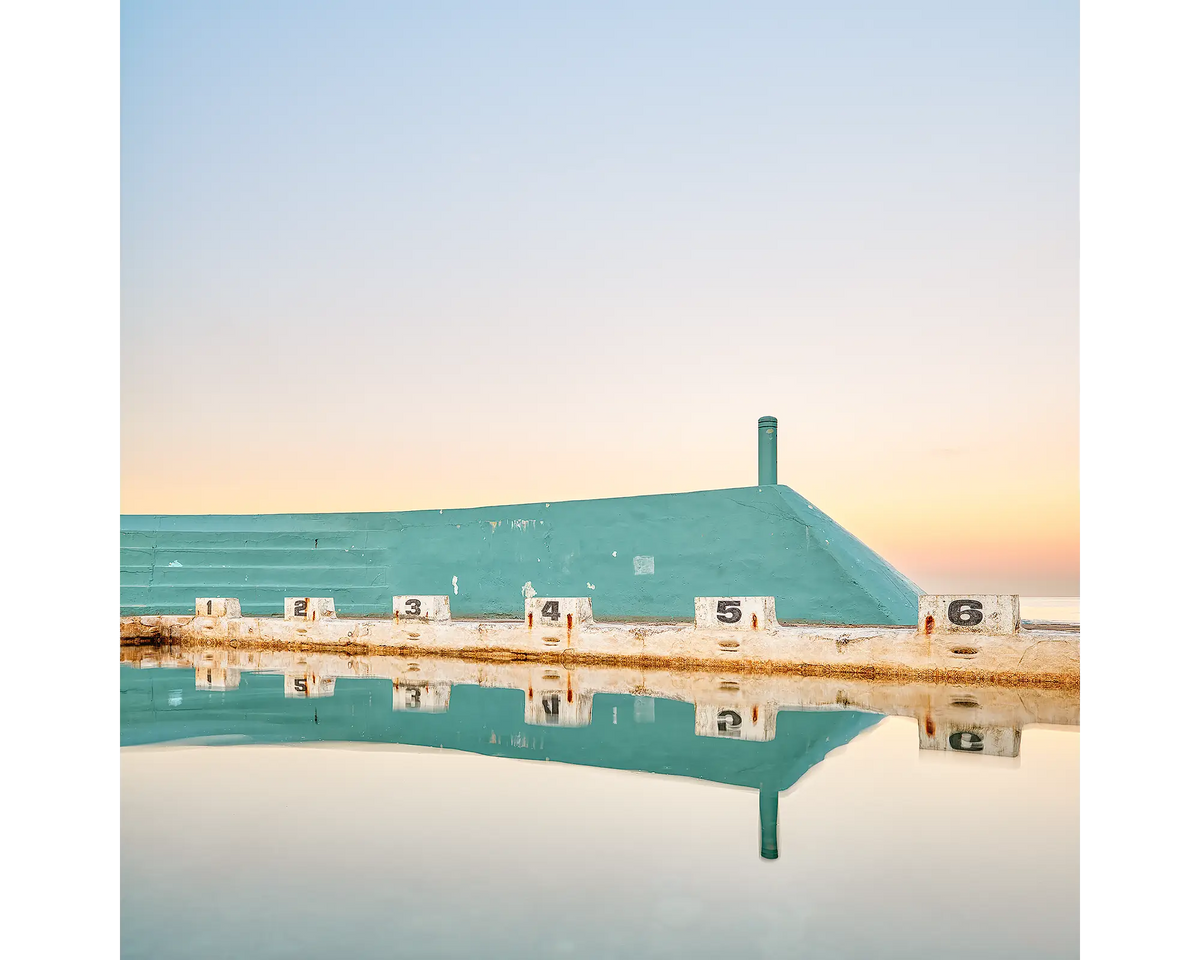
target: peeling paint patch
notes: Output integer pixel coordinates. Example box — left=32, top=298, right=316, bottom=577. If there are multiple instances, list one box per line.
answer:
left=452, top=576, right=459, bottom=595
left=612, top=551, right=617, bottom=558
left=522, top=581, right=537, bottom=600
left=586, top=582, right=596, bottom=590
left=488, top=521, right=499, bottom=532
left=633, top=556, right=655, bottom=576
left=168, top=560, right=182, bottom=567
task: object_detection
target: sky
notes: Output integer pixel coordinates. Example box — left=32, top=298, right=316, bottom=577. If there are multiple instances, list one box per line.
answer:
left=120, top=1, right=1079, bottom=596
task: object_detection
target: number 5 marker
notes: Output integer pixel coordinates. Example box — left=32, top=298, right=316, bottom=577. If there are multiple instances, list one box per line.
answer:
left=694, top=597, right=777, bottom=631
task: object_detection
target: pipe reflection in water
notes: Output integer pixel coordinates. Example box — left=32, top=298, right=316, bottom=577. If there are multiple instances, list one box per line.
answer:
left=121, top=644, right=1079, bottom=862
left=759, top=788, right=780, bottom=860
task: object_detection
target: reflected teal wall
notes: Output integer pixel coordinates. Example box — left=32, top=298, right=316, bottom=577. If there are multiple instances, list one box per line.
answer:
left=120, top=667, right=882, bottom=794
left=121, top=485, right=921, bottom=625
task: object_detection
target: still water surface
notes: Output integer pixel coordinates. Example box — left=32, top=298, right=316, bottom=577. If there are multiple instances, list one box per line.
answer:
left=121, top=645, right=1079, bottom=959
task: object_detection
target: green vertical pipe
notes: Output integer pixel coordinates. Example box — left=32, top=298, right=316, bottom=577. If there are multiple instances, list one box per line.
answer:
left=759, top=786, right=780, bottom=860
left=758, top=416, right=778, bottom=485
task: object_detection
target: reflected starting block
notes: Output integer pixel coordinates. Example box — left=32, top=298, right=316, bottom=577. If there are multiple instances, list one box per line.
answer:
left=695, top=702, right=777, bottom=741
left=195, top=666, right=240, bottom=691
left=524, top=668, right=592, bottom=726
left=392, top=681, right=451, bottom=712
left=284, top=672, right=336, bottom=698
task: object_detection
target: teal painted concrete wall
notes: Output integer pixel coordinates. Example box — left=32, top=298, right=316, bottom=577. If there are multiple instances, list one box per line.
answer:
left=120, top=666, right=882, bottom=793
left=120, top=485, right=922, bottom=625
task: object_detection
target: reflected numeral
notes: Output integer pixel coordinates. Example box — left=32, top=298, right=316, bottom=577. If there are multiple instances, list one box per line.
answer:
left=717, top=709, right=742, bottom=733
left=949, top=731, right=984, bottom=752
left=716, top=600, right=742, bottom=623
left=293, top=678, right=307, bottom=693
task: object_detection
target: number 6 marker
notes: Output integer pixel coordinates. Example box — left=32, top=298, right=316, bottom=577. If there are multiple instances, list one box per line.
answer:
left=917, top=595, right=1020, bottom=635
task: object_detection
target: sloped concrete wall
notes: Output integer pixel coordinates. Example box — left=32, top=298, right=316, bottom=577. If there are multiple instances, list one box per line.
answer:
left=121, top=485, right=921, bottom=625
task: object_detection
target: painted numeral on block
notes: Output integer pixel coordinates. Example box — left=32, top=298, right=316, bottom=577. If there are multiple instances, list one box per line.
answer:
left=392, top=596, right=451, bottom=622
left=524, top=597, right=593, bottom=629
left=918, top=595, right=1020, bottom=636
left=194, top=598, right=241, bottom=618
left=694, top=597, right=777, bottom=631
left=283, top=597, right=337, bottom=621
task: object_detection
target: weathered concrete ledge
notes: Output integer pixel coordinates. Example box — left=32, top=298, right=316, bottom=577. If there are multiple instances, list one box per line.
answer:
left=121, top=594, right=1079, bottom=689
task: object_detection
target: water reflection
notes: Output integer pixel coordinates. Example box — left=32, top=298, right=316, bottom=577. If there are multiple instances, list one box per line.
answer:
left=121, top=645, right=1078, bottom=862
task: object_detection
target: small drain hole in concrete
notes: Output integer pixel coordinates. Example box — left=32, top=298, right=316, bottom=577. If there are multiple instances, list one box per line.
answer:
left=951, top=646, right=979, bottom=656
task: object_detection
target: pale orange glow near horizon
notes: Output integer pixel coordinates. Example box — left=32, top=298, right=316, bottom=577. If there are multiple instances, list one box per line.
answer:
left=121, top=399, right=1078, bottom=595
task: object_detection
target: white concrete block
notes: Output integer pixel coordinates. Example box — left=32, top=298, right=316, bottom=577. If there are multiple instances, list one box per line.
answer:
left=194, top=598, right=241, bottom=618
left=392, top=681, right=451, bottom=712
left=283, top=673, right=336, bottom=698
left=694, top=597, right=777, bottom=631
left=524, top=597, right=593, bottom=629
left=918, top=595, right=1020, bottom=635
left=195, top=666, right=240, bottom=691
left=283, top=597, right=336, bottom=621
left=695, top=703, right=777, bottom=741
left=392, top=596, right=451, bottom=622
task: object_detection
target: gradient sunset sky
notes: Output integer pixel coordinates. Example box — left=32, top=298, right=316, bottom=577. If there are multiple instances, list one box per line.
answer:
left=121, top=1, right=1078, bottom=595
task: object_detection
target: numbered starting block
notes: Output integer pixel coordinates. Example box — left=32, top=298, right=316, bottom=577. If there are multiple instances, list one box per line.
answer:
left=695, top=702, right=777, bottom=741
left=694, top=597, right=777, bottom=631
left=525, top=597, right=593, bottom=630
left=919, top=595, right=1019, bottom=636
left=283, top=672, right=336, bottom=698
left=392, top=681, right=451, bottom=712
left=283, top=597, right=337, bottom=621
left=393, top=596, right=451, bottom=622
left=194, top=598, right=240, bottom=618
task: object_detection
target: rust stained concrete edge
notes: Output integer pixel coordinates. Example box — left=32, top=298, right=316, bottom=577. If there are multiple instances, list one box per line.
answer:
left=120, top=614, right=1080, bottom=690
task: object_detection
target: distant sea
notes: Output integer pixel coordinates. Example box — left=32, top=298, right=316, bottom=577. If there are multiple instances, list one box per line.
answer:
left=1021, top=596, right=1080, bottom=623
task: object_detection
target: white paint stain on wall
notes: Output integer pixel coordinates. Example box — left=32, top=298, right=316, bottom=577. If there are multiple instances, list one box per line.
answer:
left=633, top=556, right=655, bottom=576
left=452, top=575, right=459, bottom=595
left=522, top=581, right=537, bottom=600
left=586, top=582, right=596, bottom=591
